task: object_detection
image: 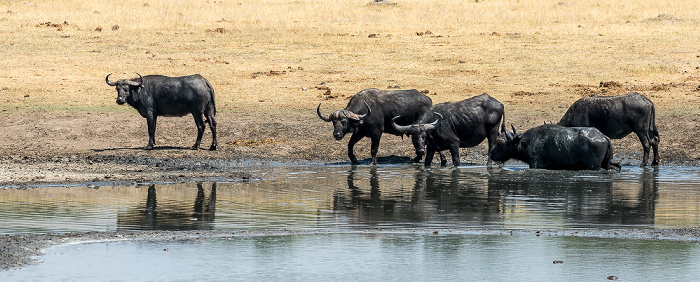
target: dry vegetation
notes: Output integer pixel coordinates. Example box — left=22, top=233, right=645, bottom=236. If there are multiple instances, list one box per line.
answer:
left=0, top=0, right=699, bottom=172
left=1, top=0, right=699, bottom=111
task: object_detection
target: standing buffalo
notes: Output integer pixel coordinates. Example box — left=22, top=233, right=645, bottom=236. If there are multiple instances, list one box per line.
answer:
left=490, top=123, right=620, bottom=170
left=392, top=94, right=504, bottom=167
left=558, top=92, right=659, bottom=166
left=317, top=88, right=432, bottom=165
left=106, top=73, right=218, bottom=151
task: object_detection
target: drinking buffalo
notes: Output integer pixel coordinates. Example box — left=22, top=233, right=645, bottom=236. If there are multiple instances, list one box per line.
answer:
left=490, top=124, right=620, bottom=170
left=105, top=73, right=217, bottom=150
left=391, top=94, right=504, bottom=167
left=317, top=88, right=432, bottom=165
left=558, top=92, right=659, bottom=166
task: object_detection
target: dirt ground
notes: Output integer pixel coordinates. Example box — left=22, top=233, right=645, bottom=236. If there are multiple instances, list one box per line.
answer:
left=0, top=99, right=698, bottom=187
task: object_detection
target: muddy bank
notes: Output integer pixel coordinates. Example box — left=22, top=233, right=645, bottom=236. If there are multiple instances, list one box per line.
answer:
left=1, top=110, right=699, bottom=187
left=2, top=228, right=700, bottom=271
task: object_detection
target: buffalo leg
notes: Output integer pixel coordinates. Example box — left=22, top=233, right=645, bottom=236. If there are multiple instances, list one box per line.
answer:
left=424, top=148, right=436, bottom=167
left=347, top=134, right=364, bottom=164
left=449, top=145, right=460, bottom=167
left=651, top=138, right=659, bottom=166
left=205, top=109, right=217, bottom=151
left=439, top=151, right=448, bottom=167
left=486, top=137, right=496, bottom=167
left=369, top=133, right=382, bottom=165
left=145, top=115, right=157, bottom=150
left=635, top=131, right=651, bottom=167
left=192, top=112, right=206, bottom=150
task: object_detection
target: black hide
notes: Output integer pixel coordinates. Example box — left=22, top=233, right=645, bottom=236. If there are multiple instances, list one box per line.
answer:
left=106, top=74, right=217, bottom=150
left=318, top=88, right=432, bottom=165
left=558, top=92, right=659, bottom=166
left=490, top=124, right=618, bottom=170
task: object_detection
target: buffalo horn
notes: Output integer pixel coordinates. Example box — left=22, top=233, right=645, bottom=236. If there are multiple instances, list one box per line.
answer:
left=316, top=103, right=332, bottom=122
left=127, top=73, right=143, bottom=87
left=105, top=73, right=116, bottom=86
left=391, top=116, right=414, bottom=134
left=424, top=112, right=443, bottom=131
left=511, top=124, right=518, bottom=135
left=348, top=101, right=370, bottom=121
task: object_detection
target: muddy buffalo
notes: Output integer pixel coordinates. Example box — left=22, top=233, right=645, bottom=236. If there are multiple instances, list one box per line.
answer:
left=106, top=73, right=217, bottom=150
left=558, top=92, right=659, bottom=166
left=317, top=88, right=432, bottom=165
left=491, top=124, right=620, bottom=170
left=392, top=94, right=504, bottom=167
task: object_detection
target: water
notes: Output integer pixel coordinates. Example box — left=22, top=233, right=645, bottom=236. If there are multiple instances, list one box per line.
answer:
left=7, top=234, right=700, bottom=281
left=2, top=164, right=700, bottom=280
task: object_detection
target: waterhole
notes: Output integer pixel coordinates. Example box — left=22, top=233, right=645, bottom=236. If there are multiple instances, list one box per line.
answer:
left=2, top=164, right=699, bottom=280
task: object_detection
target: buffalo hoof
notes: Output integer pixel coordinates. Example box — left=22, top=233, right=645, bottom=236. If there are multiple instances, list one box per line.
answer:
left=190, top=146, right=199, bottom=150
left=209, top=145, right=217, bottom=151
left=144, top=145, right=154, bottom=150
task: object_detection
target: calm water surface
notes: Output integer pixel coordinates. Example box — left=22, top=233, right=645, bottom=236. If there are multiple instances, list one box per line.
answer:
left=2, top=164, right=700, bottom=280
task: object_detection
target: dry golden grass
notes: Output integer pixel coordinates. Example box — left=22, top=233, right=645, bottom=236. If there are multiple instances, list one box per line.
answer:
left=1, top=0, right=699, bottom=114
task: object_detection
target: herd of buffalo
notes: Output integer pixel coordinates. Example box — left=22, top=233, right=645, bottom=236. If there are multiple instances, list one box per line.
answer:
left=106, top=73, right=660, bottom=170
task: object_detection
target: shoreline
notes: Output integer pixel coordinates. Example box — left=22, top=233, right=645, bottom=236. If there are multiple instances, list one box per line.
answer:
left=3, top=227, right=700, bottom=271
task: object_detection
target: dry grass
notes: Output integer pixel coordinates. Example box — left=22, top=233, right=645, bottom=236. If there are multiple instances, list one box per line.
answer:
left=1, top=0, right=699, bottom=114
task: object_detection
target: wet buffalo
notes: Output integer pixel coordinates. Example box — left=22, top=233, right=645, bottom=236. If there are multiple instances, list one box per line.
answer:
left=106, top=73, right=217, bottom=150
left=317, top=88, right=432, bottom=165
left=558, top=92, right=659, bottom=166
left=490, top=124, right=620, bottom=170
left=391, top=94, right=504, bottom=167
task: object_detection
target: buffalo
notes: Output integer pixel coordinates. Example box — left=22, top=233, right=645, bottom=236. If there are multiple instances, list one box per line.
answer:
left=558, top=92, right=659, bottom=166
left=391, top=94, right=504, bottom=167
left=105, top=73, right=218, bottom=150
left=490, top=124, right=620, bottom=170
left=317, top=88, right=432, bottom=165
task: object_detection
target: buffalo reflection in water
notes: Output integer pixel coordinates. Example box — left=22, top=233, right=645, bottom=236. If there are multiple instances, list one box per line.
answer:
left=333, top=166, right=659, bottom=228
left=117, top=182, right=217, bottom=230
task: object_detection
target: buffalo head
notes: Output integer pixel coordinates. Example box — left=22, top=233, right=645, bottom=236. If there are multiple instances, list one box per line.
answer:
left=106, top=73, right=143, bottom=105
left=317, top=102, right=370, bottom=140
left=392, top=112, right=442, bottom=158
left=490, top=122, right=521, bottom=163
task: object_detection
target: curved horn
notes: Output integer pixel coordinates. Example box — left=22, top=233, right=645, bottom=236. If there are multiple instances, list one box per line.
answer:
left=500, top=118, right=507, bottom=134
left=105, top=73, right=116, bottom=86
left=511, top=124, right=518, bottom=135
left=345, top=101, right=371, bottom=121
left=126, top=73, right=143, bottom=87
left=364, top=101, right=371, bottom=117
left=316, top=103, right=332, bottom=122
left=424, top=112, right=443, bottom=131
left=352, top=101, right=371, bottom=120
left=391, top=116, right=414, bottom=134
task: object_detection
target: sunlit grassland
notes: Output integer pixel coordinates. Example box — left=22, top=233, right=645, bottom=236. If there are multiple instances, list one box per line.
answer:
left=1, top=0, right=699, bottom=114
